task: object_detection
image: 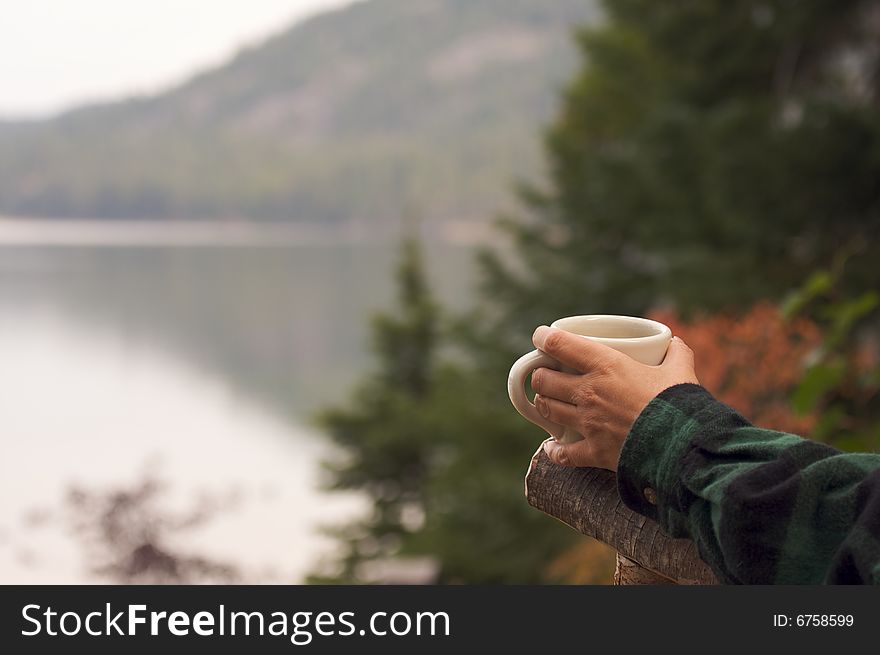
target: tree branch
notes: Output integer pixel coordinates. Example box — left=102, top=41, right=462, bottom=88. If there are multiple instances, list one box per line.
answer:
left=525, top=442, right=718, bottom=585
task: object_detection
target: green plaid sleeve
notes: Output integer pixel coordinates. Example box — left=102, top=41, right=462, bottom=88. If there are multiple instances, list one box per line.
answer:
left=617, top=383, right=880, bottom=584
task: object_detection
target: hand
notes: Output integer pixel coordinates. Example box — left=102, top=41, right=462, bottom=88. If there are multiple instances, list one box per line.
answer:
left=531, top=326, right=699, bottom=471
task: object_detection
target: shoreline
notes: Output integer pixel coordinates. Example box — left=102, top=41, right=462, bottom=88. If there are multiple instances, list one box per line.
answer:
left=0, top=216, right=497, bottom=247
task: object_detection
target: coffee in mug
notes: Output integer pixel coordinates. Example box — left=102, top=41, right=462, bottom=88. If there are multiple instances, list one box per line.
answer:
left=508, top=315, right=672, bottom=444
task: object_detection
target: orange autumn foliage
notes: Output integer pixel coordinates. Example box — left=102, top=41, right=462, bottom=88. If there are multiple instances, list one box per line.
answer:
left=549, top=303, right=823, bottom=583
left=545, top=537, right=616, bottom=585
left=650, top=303, right=822, bottom=435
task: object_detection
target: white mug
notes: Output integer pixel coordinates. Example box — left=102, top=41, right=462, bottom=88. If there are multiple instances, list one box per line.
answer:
left=508, top=315, right=672, bottom=444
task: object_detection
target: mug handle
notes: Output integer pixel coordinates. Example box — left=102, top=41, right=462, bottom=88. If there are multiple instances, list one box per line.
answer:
left=508, top=349, right=566, bottom=440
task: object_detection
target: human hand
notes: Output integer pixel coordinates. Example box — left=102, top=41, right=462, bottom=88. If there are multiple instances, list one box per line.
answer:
left=530, top=326, right=699, bottom=471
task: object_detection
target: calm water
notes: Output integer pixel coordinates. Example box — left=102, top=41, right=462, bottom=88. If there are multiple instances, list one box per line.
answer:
left=0, top=226, right=476, bottom=582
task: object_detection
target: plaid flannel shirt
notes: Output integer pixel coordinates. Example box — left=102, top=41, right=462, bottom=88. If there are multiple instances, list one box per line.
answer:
left=617, top=383, right=880, bottom=584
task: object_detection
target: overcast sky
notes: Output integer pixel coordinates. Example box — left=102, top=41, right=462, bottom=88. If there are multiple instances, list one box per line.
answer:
left=0, top=0, right=357, bottom=119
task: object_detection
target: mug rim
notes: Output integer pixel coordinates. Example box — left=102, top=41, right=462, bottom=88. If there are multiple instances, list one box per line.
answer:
left=550, top=314, right=672, bottom=343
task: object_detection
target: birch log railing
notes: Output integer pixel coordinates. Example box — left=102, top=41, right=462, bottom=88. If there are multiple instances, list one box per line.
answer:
left=525, top=441, right=718, bottom=585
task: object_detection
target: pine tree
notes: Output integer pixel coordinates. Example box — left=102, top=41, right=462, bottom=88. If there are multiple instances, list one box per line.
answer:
left=315, top=237, right=576, bottom=583
left=318, top=1, right=880, bottom=583
left=482, top=0, right=880, bottom=327
left=314, top=237, right=440, bottom=581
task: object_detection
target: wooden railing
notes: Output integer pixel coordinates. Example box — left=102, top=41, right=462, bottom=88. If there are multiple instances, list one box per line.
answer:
left=525, top=440, right=718, bottom=585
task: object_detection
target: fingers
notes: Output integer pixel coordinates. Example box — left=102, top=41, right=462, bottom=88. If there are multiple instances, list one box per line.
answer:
left=531, top=367, right=581, bottom=404
left=532, top=326, right=616, bottom=373
left=543, top=438, right=595, bottom=468
left=533, top=394, right=578, bottom=427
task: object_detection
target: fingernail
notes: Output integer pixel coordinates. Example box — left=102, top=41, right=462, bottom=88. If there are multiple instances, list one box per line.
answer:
left=534, top=395, right=549, bottom=418
left=543, top=440, right=556, bottom=456
left=532, top=325, right=551, bottom=348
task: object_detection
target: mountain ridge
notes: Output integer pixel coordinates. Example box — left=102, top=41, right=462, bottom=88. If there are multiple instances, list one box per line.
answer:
left=0, top=0, right=598, bottom=223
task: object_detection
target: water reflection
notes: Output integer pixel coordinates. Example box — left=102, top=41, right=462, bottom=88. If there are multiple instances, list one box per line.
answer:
left=0, top=240, right=474, bottom=582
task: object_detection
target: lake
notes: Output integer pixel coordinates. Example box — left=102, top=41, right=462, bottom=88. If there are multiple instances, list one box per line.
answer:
left=0, top=219, right=478, bottom=583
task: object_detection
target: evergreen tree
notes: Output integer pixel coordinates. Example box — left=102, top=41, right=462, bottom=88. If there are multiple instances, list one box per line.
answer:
left=314, top=237, right=440, bottom=581
left=319, top=1, right=880, bottom=583
left=315, top=237, right=576, bottom=583
left=482, top=0, right=880, bottom=329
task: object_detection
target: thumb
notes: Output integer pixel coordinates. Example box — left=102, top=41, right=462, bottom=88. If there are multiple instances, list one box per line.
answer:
left=662, top=336, right=697, bottom=379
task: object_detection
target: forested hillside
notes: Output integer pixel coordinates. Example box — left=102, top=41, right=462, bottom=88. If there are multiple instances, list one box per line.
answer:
left=0, top=0, right=597, bottom=222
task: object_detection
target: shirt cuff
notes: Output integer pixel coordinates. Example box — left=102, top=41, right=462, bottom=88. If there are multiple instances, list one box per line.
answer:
left=616, top=383, right=720, bottom=533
